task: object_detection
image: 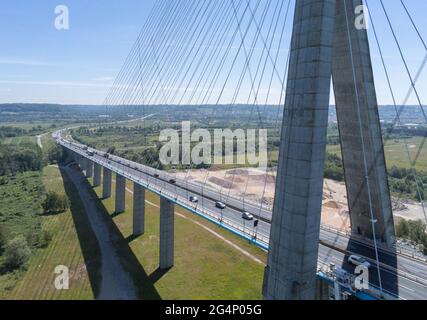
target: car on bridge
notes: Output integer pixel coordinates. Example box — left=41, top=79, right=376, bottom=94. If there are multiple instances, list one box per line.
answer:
left=348, top=255, right=371, bottom=269
left=242, top=211, right=254, bottom=221
left=189, top=196, right=199, bottom=203
left=215, top=201, right=226, bottom=210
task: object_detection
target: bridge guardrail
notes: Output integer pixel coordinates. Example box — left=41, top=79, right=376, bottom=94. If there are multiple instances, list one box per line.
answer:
left=62, top=140, right=271, bottom=250
left=320, top=224, right=427, bottom=264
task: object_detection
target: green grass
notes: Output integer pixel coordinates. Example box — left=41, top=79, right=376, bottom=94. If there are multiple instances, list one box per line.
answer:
left=2, top=157, right=265, bottom=300
left=1, top=136, right=37, bottom=146
left=5, top=165, right=97, bottom=300
left=92, top=178, right=266, bottom=300
left=0, top=171, right=44, bottom=239
left=0, top=171, right=45, bottom=298
left=75, top=132, right=158, bottom=153
left=327, top=137, right=427, bottom=172
left=0, top=121, right=67, bottom=132
left=0, top=132, right=97, bottom=299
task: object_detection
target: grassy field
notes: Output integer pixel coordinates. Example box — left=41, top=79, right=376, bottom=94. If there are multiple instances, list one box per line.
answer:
left=91, top=178, right=266, bottom=300
left=0, top=171, right=44, bottom=298
left=327, top=137, right=427, bottom=172
left=2, top=139, right=266, bottom=299
left=5, top=165, right=98, bottom=300
left=0, top=135, right=37, bottom=146
left=75, top=131, right=159, bottom=153
left=0, top=132, right=98, bottom=300
left=0, top=172, right=44, bottom=237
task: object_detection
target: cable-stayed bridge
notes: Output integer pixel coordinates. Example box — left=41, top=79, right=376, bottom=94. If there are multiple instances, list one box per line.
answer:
left=56, top=0, right=427, bottom=300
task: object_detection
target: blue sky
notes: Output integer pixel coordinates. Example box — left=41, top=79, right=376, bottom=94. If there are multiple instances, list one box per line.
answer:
left=0, top=0, right=426, bottom=106
left=0, top=0, right=155, bottom=104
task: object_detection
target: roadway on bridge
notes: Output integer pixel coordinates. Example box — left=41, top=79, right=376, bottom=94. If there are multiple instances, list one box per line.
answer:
left=58, top=135, right=427, bottom=300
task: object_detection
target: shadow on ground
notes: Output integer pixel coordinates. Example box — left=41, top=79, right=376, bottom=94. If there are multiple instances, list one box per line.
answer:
left=59, top=157, right=162, bottom=300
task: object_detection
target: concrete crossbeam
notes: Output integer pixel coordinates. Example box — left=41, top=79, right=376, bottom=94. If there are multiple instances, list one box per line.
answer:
left=103, top=167, right=112, bottom=199
left=133, top=183, right=145, bottom=236
left=115, top=173, right=126, bottom=214
left=160, top=197, right=174, bottom=270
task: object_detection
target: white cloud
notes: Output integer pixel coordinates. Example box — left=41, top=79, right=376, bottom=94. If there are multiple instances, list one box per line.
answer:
left=0, top=58, right=54, bottom=66
left=0, top=80, right=111, bottom=88
left=92, top=76, right=114, bottom=82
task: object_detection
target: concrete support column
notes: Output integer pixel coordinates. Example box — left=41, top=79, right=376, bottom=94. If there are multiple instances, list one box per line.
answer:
left=82, top=157, right=88, bottom=175
left=115, top=173, right=126, bottom=214
left=160, top=197, right=174, bottom=270
left=133, top=183, right=145, bottom=236
left=86, top=159, right=93, bottom=178
left=93, top=163, right=102, bottom=187
left=263, top=0, right=336, bottom=300
left=103, top=168, right=112, bottom=199
left=332, top=0, right=395, bottom=245
left=79, top=157, right=85, bottom=171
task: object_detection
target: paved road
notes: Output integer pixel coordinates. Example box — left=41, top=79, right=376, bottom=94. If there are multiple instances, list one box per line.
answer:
left=55, top=133, right=427, bottom=300
left=36, top=132, right=49, bottom=149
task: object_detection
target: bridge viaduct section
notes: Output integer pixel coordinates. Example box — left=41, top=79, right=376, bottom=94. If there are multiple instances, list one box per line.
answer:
left=263, top=0, right=395, bottom=300
left=72, top=154, right=173, bottom=270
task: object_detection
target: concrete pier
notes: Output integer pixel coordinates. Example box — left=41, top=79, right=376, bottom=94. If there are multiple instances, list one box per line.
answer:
left=103, top=168, right=112, bottom=199
left=133, top=183, right=145, bottom=236
left=79, top=157, right=85, bottom=172
left=115, top=173, right=126, bottom=214
left=264, top=0, right=396, bottom=300
left=86, top=159, right=93, bottom=178
left=93, top=163, right=102, bottom=187
left=332, top=0, right=395, bottom=245
left=160, top=197, right=174, bottom=270
left=263, top=0, right=336, bottom=300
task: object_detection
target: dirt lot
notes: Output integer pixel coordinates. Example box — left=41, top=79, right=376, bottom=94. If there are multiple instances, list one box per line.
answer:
left=176, top=168, right=425, bottom=231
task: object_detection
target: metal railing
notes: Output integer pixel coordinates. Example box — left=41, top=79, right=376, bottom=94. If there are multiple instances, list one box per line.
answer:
left=60, top=139, right=271, bottom=250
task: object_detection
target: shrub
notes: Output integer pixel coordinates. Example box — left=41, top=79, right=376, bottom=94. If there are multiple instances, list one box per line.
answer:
left=3, top=235, right=31, bottom=270
left=396, top=219, right=409, bottom=238
left=26, top=228, right=52, bottom=249
left=42, top=191, right=70, bottom=214
left=0, top=176, right=7, bottom=185
left=324, top=153, right=344, bottom=181
left=396, top=219, right=427, bottom=251
left=0, top=225, right=7, bottom=254
left=47, top=145, right=64, bottom=164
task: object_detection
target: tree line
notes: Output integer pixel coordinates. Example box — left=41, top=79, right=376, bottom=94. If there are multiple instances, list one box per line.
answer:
left=0, top=143, right=43, bottom=176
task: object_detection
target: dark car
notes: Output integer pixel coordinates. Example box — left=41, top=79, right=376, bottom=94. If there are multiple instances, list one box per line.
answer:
left=169, top=179, right=176, bottom=184
left=215, top=201, right=226, bottom=209
left=154, top=173, right=160, bottom=178
left=242, top=211, right=254, bottom=221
